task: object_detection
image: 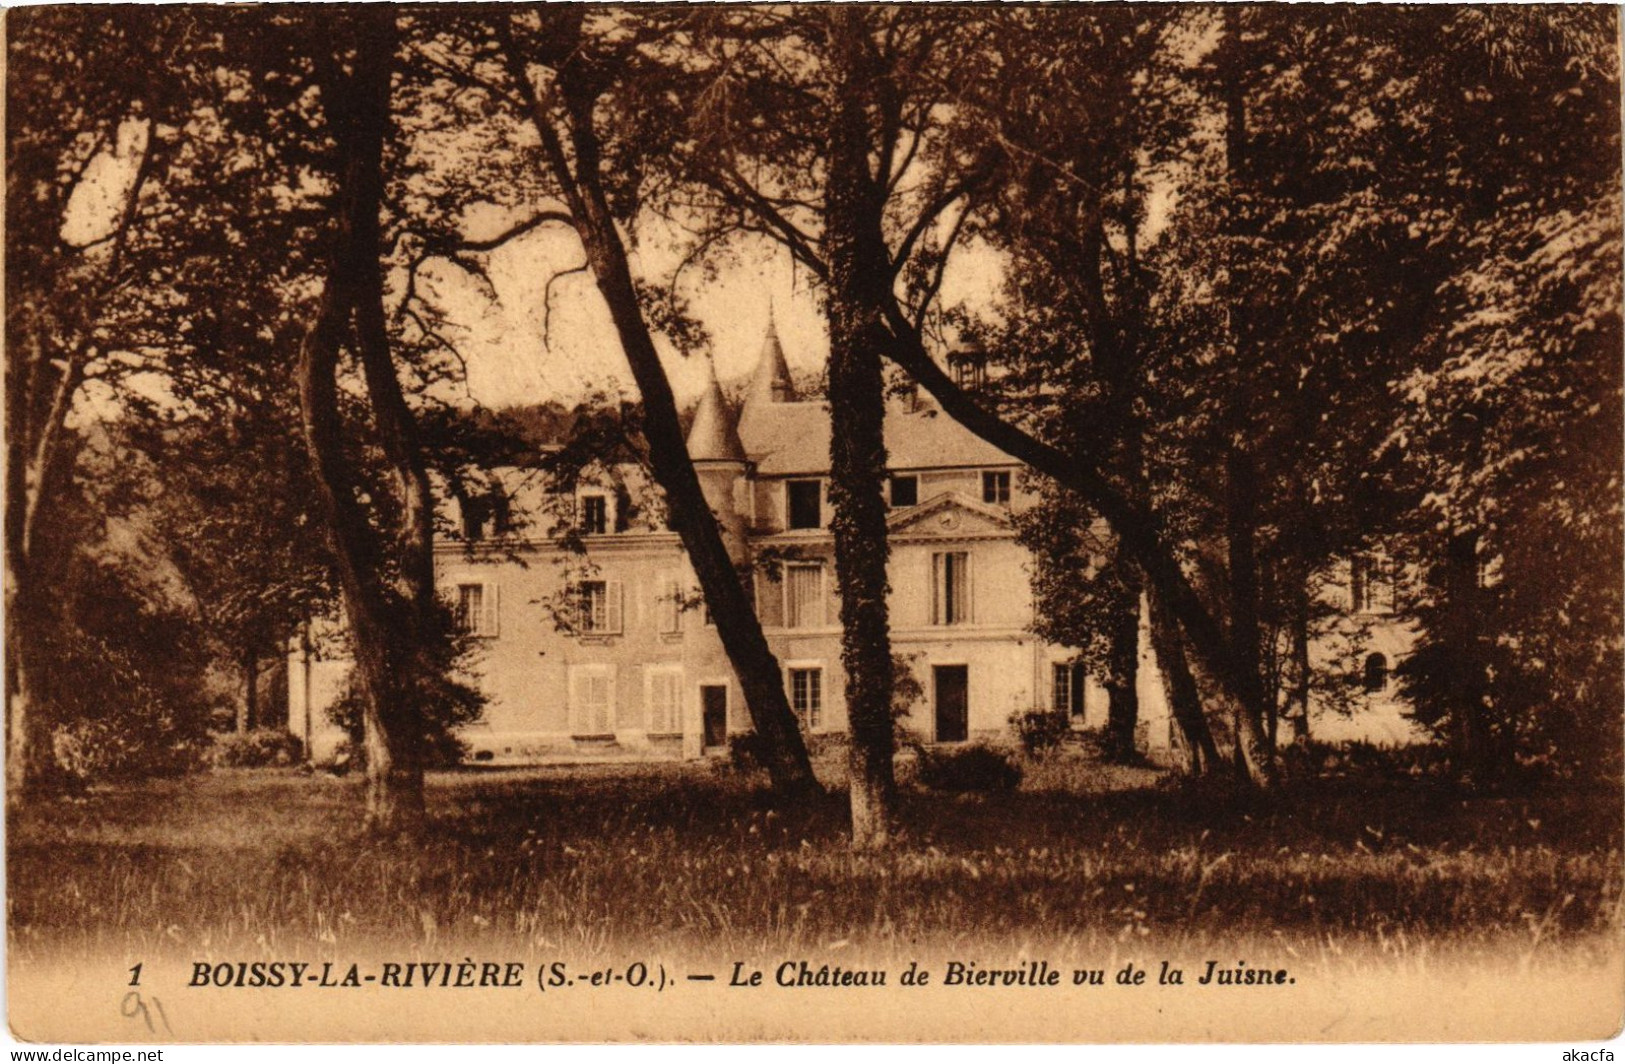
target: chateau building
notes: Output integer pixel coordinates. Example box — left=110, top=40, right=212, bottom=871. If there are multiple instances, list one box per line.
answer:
left=287, top=323, right=1422, bottom=764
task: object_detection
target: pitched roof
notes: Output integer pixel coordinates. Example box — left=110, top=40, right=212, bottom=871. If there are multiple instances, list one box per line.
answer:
left=738, top=397, right=1018, bottom=476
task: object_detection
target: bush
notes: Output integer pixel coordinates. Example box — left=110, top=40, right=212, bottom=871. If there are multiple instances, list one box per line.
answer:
left=726, top=731, right=769, bottom=773
left=917, top=743, right=1023, bottom=792
left=1010, top=709, right=1071, bottom=756
left=53, top=715, right=206, bottom=782
left=208, top=729, right=304, bottom=769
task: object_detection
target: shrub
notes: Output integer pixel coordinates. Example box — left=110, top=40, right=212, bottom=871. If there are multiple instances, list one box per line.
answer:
left=53, top=715, right=206, bottom=782
left=917, top=743, right=1023, bottom=792
left=208, top=729, right=305, bottom=769
left=326, top=610, right=484, bottom=769
left=726, top=731, right=769, bottom=773
left=1010, top=709, right=1071, bottom=756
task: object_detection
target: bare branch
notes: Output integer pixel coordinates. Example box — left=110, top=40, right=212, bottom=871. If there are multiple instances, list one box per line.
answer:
left=541, top=262, right=590, bottom=349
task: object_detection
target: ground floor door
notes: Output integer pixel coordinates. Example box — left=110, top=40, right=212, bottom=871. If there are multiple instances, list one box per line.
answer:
left=934, top=665, right=968, bottom=743
left=701, top=684, right=728, bottom=749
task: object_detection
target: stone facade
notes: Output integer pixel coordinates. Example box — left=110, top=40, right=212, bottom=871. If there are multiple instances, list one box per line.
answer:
left=288, top=324, right=1423, bottom=764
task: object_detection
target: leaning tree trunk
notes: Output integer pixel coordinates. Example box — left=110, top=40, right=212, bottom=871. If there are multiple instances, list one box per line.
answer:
left=297, top=8, right=425, bottom=834
left=1148, top=585, right=1221, bottom=776
left=823, top=6, right=900, bottom=849
left=500, top=22, right=819, bottom=802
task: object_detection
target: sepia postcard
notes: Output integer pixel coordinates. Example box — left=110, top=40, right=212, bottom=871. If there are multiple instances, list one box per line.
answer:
left=6, top=3, right=1623, bottom=1047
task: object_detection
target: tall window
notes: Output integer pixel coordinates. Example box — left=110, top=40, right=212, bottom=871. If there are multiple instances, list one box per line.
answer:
left=982, top=470, right=1011, bottom=505
left=1052, top=662, right=1084, bottom=718
left=889, top=475, right=918, bottom=508
left=454, top=583, right=499, bottom=637
left=932, top=551, right=970, bottom=625
left=656, top=573, right=682, bottom=635
left=789, top=666, right=823, bottom=730
left=1363, top=653, right=1389, bottom=693
left=646, top=667, right=682, bottom=734
left=1350, top=553, right=1394, bottom=614
left=577, top=579, right=623, bottom=634
left=580, top=494, right=608, bottom=535
left=787, top=479, right=822, bottom=529
left=785, top=563, right=825, bottom=628
left=569, top=665, right=615, bottom=735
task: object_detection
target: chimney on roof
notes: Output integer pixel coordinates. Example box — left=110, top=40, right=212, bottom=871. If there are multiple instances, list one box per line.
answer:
left=744, top=312, right=797, bottom=407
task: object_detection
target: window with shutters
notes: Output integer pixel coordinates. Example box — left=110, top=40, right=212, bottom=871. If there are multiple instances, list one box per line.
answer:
left=577, top=579, right=623, bottom=634
left=932, top=551, right=971, bottom=625
left=784, top=563, right=825, bottom=629
left=645, top=666, right=683, bottom=735
left=569, top=665, right=615, bottom=736
left=788, top=666, right=822, bottom=730
left=453, top=582, right=499, bottom=637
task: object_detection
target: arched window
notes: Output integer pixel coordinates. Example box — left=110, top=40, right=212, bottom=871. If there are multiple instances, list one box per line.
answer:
left=1363, top=653, right=1389, bottom=693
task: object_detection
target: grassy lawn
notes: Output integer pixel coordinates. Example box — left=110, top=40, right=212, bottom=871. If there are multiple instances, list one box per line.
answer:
left=8, top=752, right=1622, bottom=970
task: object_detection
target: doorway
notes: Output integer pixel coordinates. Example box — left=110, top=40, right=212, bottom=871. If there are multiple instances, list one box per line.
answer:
left=933, top=665, right=968, bottom=743
left=701, top=684, right=729, bottom=749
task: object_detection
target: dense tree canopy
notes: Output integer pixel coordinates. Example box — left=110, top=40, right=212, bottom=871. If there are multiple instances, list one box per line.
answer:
left=6, top=6, right=1618, bottom=830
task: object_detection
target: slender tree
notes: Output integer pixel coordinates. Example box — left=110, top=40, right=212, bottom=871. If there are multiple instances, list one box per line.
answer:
left=482, top=10, right=821, bottom=800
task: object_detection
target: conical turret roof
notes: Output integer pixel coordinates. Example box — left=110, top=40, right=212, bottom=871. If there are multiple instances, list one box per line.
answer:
left=687, top=363, right=747, bottom=463
left=744, top=314, right=797, bottom=408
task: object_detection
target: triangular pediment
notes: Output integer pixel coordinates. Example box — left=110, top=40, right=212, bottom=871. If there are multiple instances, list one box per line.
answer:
left=886, top=491, right=1013, bottom=536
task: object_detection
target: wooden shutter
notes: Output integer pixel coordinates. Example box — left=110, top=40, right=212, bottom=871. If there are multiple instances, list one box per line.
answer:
left=931, top=553, right=942, bottom=626
left=480, top=582, right=500, bottom=637
left=955, top=549, right=968, bottom=623
left=606, top=580, right=624, bottom=633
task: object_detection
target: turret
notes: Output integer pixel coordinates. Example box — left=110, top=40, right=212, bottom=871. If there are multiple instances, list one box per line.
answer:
left=686, top=364, right=750, bottom=563
left=744, top=314, right=797, bottom=408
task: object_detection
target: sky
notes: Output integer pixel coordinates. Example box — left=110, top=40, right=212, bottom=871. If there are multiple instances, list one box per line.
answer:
left=421, top=206, right=1011, bottom=412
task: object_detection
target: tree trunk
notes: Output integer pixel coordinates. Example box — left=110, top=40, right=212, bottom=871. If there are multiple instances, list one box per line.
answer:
left=240, top=648, right=258, bottom=733
left=1148, top=584, right=1221, bottom=776
left=1443, top=529, right=1492, bottom=784
left=823, top=7, right=898, bottom=849
left=5, top=568, right=57, bottom=807
left=297, top=9, right=424, bottom=834
left=1289, top=571, right=1312, bottom=742
left=502, top=24, right=819, bottom=802
left=1102, top=556, right=1142, bottom=763
left=878, top=311, right=1274, bottom=785
left=1225, top=448, right=1277, bottom=787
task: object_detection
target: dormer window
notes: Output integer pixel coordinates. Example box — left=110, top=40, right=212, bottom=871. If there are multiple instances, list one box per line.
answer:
left=787, top=479, right=822, bottom=529
left=580, top=493, right=608, bottom=535
left=889, top=475, right=918, bottom=508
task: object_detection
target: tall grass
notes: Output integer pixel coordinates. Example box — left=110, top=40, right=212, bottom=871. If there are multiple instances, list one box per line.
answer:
left=9, top=757, right=1621, bottom=969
